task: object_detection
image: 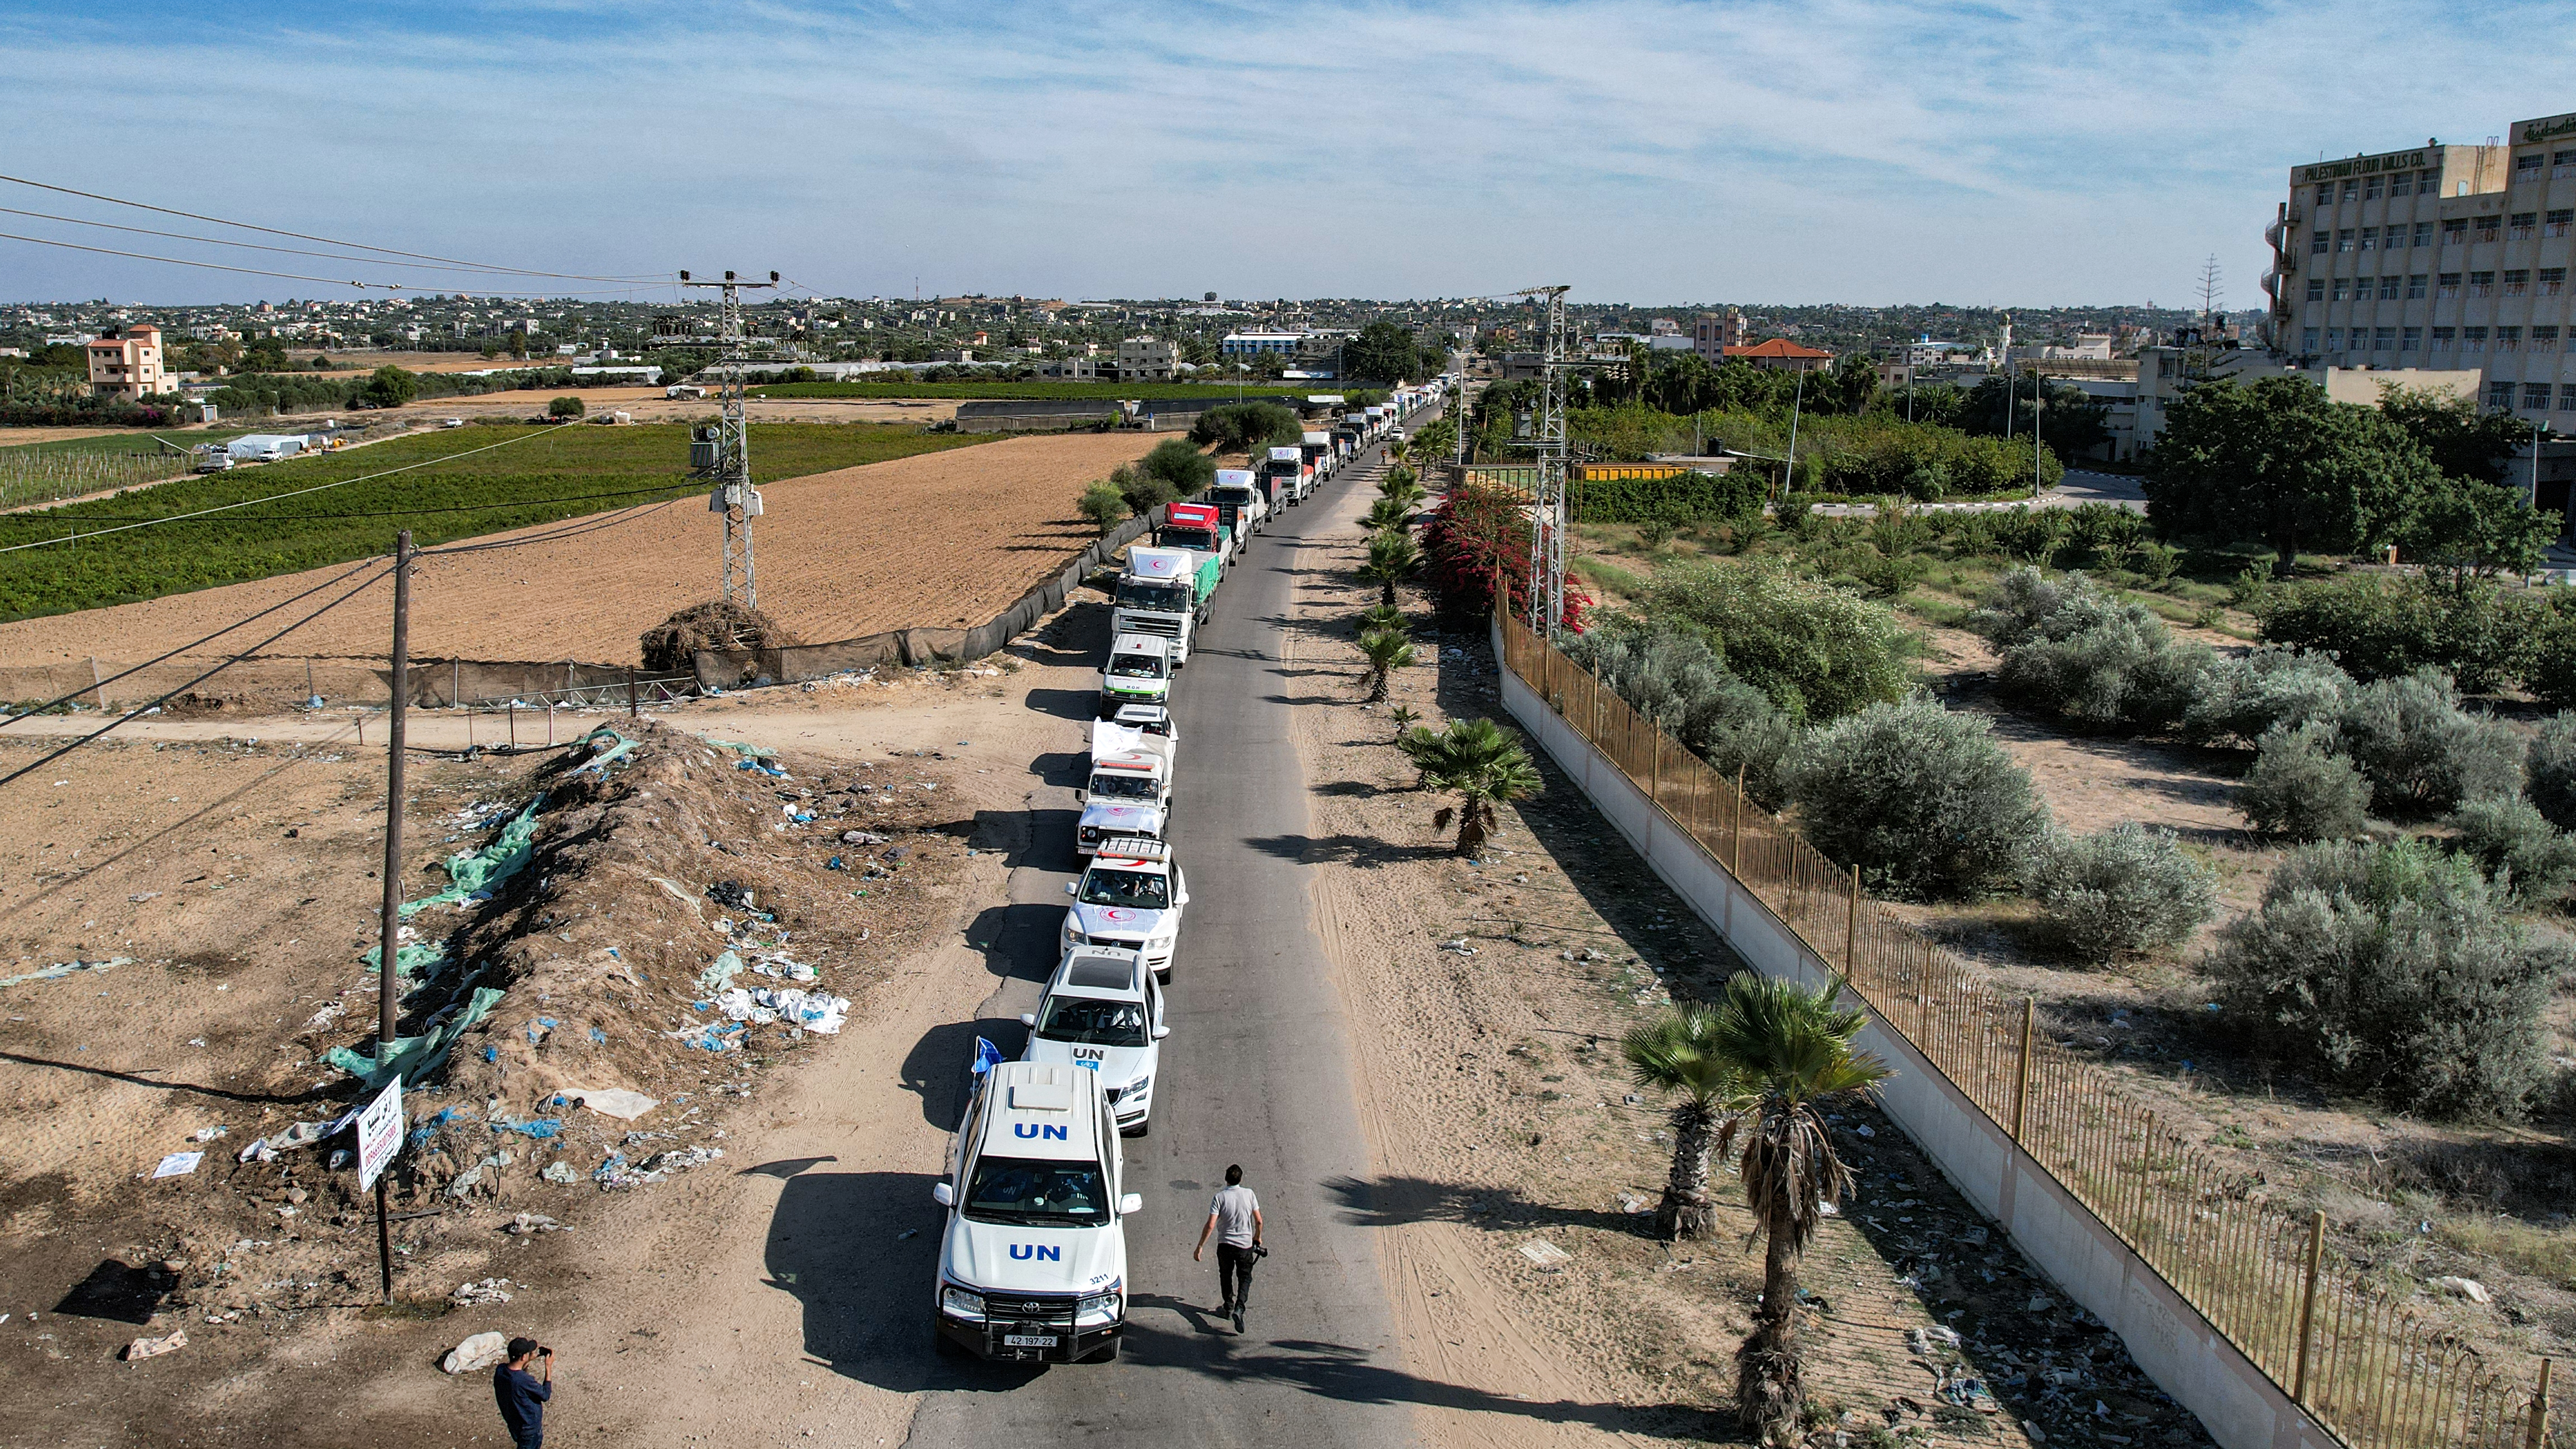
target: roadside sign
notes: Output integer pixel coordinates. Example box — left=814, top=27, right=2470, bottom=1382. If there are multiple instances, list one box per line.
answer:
left=355, top=1078, right=403, bottom=1192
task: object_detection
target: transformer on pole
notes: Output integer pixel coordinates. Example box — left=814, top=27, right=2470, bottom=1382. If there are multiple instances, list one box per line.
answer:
left=674, top=268, right=781, bottom=609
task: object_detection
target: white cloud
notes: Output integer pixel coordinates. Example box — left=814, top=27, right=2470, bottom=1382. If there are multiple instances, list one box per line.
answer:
left=0, top=0, right=2565, bottom=305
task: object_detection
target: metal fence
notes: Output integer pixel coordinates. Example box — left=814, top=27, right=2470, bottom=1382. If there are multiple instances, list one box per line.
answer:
left=1495, top=612, right=2557, bottom=1449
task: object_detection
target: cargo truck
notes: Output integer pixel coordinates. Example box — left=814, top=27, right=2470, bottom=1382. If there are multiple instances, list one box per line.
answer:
left=1098, top=633, right=1174, bottom=717
left=1205, top=468, right=1267, bottom=545
left=1109, top=548, right=1210, bottom=664
left=1154, top=501, right=1230, bottom=580
left=1300, top=431, right=1335, bottom=483
left=1261, top=445, right=1311, bottom=505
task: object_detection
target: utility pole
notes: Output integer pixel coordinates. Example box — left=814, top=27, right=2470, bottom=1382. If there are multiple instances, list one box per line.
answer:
left=2197, top=255, right=2224, bottom=327
left=676, top=269, right=779, bottom=608
left=1504, top=285, right=1571, bottom=633
left=374, top=529, right=412, bottom=1303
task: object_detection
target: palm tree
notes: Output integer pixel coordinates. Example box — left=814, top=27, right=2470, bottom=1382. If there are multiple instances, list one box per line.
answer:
left=1377, top=468, right=1426, bottom=511
left=1358, top=602, right=1406, bottom=634
left=1709, top=972, right=1890, bottom=1439
left=1357, top=626, right=1414, bottom=702
left=1388, top=704, right=1419, bottom=735
left=1363, top=496, right=1413, bottom=533
left=1397, top=717, right=1542, bottom=855
left=1621, top=1004, right=1750, bottom=1240
left=1359, top=529, right=1419, bottom=604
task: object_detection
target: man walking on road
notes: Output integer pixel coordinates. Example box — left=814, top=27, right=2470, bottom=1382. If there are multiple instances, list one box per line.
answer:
left=493, top=1337, right=555, bottom=1448
left=1193, top=1163, right=1264, bottom=1333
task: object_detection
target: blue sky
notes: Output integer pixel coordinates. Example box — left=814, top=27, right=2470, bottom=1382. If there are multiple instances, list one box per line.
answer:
left=1, top=0, right=2567, bottom=308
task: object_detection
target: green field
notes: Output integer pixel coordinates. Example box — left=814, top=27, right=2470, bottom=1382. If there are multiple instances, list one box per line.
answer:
left=0, top=422, right=991, bottom=622
left=0, top=428, right=265, bottom=509
left=748, top=380, right=1338, bottom=402
left=0, top=428, right=258, bottom=459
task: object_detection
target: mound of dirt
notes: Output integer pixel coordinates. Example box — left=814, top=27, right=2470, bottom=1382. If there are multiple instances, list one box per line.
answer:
left=638, top=599, right=798, bottom=673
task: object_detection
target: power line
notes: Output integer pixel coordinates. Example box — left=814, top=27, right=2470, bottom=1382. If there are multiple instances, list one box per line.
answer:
left=0, top=203, right=649, bottom=282
left=0, top=173, right=666, bottom=284
left=3, top=479, right=714, bottom=527
left=0, top=423, right=576, bottom=556
left=0, top=555, right=387, bottom=726
left=0, top=229, right=418, bottom=291
left=416, top=497, right=686, bottom=557
left=0, top=560, right=391, bottom=790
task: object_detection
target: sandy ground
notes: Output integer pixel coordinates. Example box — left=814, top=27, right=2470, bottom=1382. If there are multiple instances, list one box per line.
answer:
left=0, top=427, right=177, bottom=447
left=0, top=430, right=1159, bottom=671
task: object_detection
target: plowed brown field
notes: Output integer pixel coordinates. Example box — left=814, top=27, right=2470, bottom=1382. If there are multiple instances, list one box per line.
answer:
left=0, top=430, right=1158, bottom=668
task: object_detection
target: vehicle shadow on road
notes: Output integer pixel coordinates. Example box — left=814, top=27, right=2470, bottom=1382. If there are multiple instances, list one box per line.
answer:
left=962, top=901, right=1064, bottom=983
left=900, top=1018, right=1021, bottom=1130
left=1318, top=1174, right=1646, bottom=1237
left=763, top=1167, right=1044, bottom=1394
left=967, top=807, right=1074, bottom=869
left=1024, top=688, right=1103, bottom=723
left=1239, top=832, right=1449, bottom=869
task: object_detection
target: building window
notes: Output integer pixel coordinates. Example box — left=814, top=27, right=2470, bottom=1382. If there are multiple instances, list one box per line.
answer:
left=2527, top=383, right=2553, bottom=410
left=2301, top=327, right=2320, bottom=352
left=2365, top=176, right=2383, bottom=200
left=2379, top=276, right=2402, bottom=300
left=2306, top=276, right=2326, bottom=302
left=2504, top=269, right=2530, bottom=296
left=2336, top=228, right=2355, bottom=252
left=2470, top=270, right=2496, bottom=296
left=2536, top=325, right=2561, bottom=352
left=2402, top=326, right=2424, bottom=352
left=2311, top=229, right=2330, bottom=255
left=2439, top=272, right=2463, bottom=297
left=2332, top=277, right=2351, bottom=301
left=2475, top=216, right=2500, bottom=242
left=2424, top=169, right=2444, bottom=191
left=2558, top=151, right=2576, bottom=179
left=2549, top=208, right=2573, bottom=237
left=2390, top=173, right=2413, bottom=198
left=2342, top=180, right=2360, bottom=202
left=2562, top=384, right=2576, bottom=411
left=2431, top=326, right=2454, bottom=350
left=2414, top=220, right=2436, bottom=246
left=2407, top=273, right=2429, bottom=299
left=2325, top=328, right=2343, bottom=352
left=2497, top=326, right=2521, bottom=351
left=2358, top=226, right=2378, bottom=252
left=2510, top=212, right=2537, bottom=239
left=2543, top=267, right=2568, bottom=295
left=2517, top=152, right=2546, bottom=181
left=2488, top=381, right=2515, bottom=409
left=2315, top=184, right=2334, bottom=206
left=2443, top=217, right=2468, bottom=244
left=2464, top=326, right=2488, bottom=351
left=2374, top=327, right=2397, bottom=351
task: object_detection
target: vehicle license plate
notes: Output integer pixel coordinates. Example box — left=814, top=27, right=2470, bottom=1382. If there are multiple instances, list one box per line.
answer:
left=1004, top=1334, right=1059, bottom=1349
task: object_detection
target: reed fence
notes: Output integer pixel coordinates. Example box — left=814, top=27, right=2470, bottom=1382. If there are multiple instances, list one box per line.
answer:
left=1495, top=611, right=2557, bottom=1449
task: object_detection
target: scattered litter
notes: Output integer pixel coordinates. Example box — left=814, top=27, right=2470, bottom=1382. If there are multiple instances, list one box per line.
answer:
left=641, top=1145, right=723, bottom=1175
left=450, top=1278, right=514, bottom=1306
left=401, top=797, right=545, bottom=916
left=443, top=1332, right=509, bottom=1373
left=491, top=1118, right=562, bottom=1139
left=1517, top=1239, right=1570, bottom=1267
left=1907, top=1325, right=1962, bottom=1356
left=2432, top=1276, right=2491, bottom=1303
left=668, top=1022, right=746, bottom=1053
left=696, top=951, right=747, bottom=995
left=562, top=1088, right=658, bottom=1121
left=1437, top=938, right=1478, bottom=955
left=1853, top=1124, right=1874, bottom=1137
left=504, top=1214, right=565, bottom=1236
left=322, top=987, right=506, bottom=1089
left=840, top=830, right=887, bottom=845
left=0, top=956, right=133, bottom=990
left=121, top=1328, right=187, bottom=1361
left=540, top=1160, right=582, bottom=1185
left=712, top=986, right=851, bottom=1035
left=1617, top=1193, right=1651, bottom=1215
left=191, top=1126, right=228, bottom=1142
left=152, top=1152, right=203, bottom=1179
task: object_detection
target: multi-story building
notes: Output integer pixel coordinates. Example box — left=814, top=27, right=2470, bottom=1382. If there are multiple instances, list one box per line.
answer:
left=1116, top=335, right=1177, bottom=380
left=2267, top=112, right=2576, bottom=420
left=86, top=323, right=171, bottom=398
left=1220, top=331, right=1306, bottom=357
left=1690, top=309, right=1748, bottom=360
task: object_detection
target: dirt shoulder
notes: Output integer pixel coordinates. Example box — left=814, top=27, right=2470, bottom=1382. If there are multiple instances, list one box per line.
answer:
left=1283, top=515, right=2208, bottom=1449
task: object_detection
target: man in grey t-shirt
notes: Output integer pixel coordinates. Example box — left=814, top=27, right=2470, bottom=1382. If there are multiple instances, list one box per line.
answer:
left=1192, top=1163, right=1263, bottom=1332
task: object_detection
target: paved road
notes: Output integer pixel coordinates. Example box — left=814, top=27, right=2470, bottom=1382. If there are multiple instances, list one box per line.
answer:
left=906, top=422, right=1436, bottom=1447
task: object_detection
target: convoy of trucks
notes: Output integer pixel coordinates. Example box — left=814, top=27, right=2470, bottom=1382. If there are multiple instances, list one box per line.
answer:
left=935, top=385, right=1438, bottom=1364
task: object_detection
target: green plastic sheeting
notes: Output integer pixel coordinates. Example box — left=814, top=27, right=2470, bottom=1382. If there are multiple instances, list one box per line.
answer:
left=323, top=987, right=506, bottom=1089
left=400, top=796, right=545, bottom=917
left=360, top=939, right=450, bottom=980
left=696, top=950, right=745, bottom=996
left=702, top=737, right=775, bottom=758
left=571, top=726, right=640, bottom=778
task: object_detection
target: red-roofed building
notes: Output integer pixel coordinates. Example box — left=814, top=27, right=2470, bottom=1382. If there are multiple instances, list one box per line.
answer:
left=1722, top=337, right=1836, bottom=374
left=88, top=324, right=171, bottom=398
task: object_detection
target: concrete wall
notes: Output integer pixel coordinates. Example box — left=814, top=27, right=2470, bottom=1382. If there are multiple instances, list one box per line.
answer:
left=1492, top=623, right=2334, bottom=1449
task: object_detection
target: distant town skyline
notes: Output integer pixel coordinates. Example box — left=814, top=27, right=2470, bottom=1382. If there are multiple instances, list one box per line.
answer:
left=1, top=0, right=2563, bottom=310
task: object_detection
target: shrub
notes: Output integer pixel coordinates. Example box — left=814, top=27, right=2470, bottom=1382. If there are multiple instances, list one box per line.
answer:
left=2182, top=646, right=2354, bottom=747
left=1640, top=558, right=1914, bottom=723
left=1783, top=692, right=2050, bottom=897
left=2448, top=794, right=2576, bottom=904
left=1139, top=437, right=1214, bottom=497
left=547, top=395, right=585, bottom=419
left=1188, top=401, right=1300, bottom=452
left=2208, top=839, right=2566, bottom=1118
left=1419, top=480, right=1587, bottom=630
left=2527, top=713, right=2576, bottom=831
left=1076, top=480, right=1129, bottom=534
left=2521, top=601, right=2576, bottom=712
left=1972, top=569, right=2212, bottom=732
left=2024, top=823, right=2218, bottom=959
left=2336, top=669, right=2523, bottom=816
left=2237, top=722, right=2371, bottom=841
left=1563, top=620, right=1798, bottom=807
left=2256, top=572, right=2546, bottom=693
left=1110, top=461, right=1178, bottom=515
left=1570, top=468, right=1765, bottom=527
